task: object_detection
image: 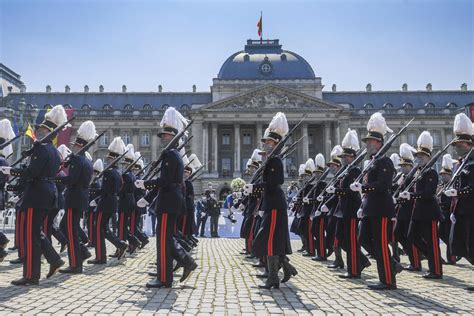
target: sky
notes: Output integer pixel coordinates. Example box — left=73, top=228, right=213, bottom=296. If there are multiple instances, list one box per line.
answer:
left=1, top=0, right=473, bottom=93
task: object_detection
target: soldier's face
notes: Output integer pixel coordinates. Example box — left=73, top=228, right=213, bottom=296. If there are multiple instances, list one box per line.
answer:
left=415, top=153, right=429, bottom=167
left=400, top=165, right=412, bottom=175
left=184, top=170, right=191, bottom=179
left=35, top=127, right=49, bottom=139
left=366, top=139, right=382, bottom=156
left=71, top=144, right=81, bottom=155
left=248, top=166, right=257, bottom=175
left=328, top=164, right=339, bottom=174
left=341, top=155, right=354, bottom=166
left=454, top=142, right=472, bottom=157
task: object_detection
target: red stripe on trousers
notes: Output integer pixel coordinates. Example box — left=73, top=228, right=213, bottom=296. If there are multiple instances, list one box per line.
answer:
left=334, top=237, right=339, bottom=249
left=412, top=245, right=420, bottom=268
left=130, top=211, right=136, bottom=235
left=26, top=208, right=33, bottom=279
left=248, top=217, right=255, bottom=252
left=15, top=211, right=20, bottom=246
left=307, top=218, right=314, bottom=255
left=432, top=220, right=441, bottom=275
left=96, top=212, right=102, bottom=260
left=267, top=210, right=277, bottom=256
left=351, top=218, right=357, bottom=276
left=181, top=216, right=187, bottom=235
left=19, top=212, right=25, bottom=258
left=160, top=213, right=168, bottom=283
left=43, top=216, right=48, bottom=236
left=381, top=218, right=392, bottom=285
left=319, top=218, right=325, bottom=256
left=68, top=209, right=76, bottom=267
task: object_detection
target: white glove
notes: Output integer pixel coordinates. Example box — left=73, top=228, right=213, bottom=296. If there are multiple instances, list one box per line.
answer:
left=326, top=186, right=336, bottom=194
left=0, top=166, right=11, bottom=175
left=315, top=211, right=322, bottom=217
left=289, top=202, right=294, bottom=209
left=239, top=204, right=245, bottom=211
left=350, top=182, right=362, bottom=192
left=302, top=197, right=310, bottom=204
left=391, top=217, right=397, bottom=225
left=450, top=213, right=456, bottom=224
left=444, top=189, right=458, bottom=197
left=233, top=199, right=239, bottom=205
left=258, top=210, right=264, bottom=217
left=10, top=195, right=19, bottom=204
left=89, top=200, right=97, bottom=207
left=400, top=191, right=411, bottom=200
left=392, top=197, right=397, bottom=204
left=321, top=204, right=329, bottom=213
left=243, top=184, right=253, bottom=195
left=201, top=212, right=206, bottom=217
left=292, top=196, right=298, bottom=202
left=357, top=208, right=363, bottom=218
left=316, top=195, right=324, bottom=202
left=137, top=198, right=149, bottom=208
left=237, top=192, right=242, bottom=199
left=135, top=180, right=145, bottom=190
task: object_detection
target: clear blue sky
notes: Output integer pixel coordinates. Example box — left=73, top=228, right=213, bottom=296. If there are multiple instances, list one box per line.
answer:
left=1, top=0, right=472, bottom=93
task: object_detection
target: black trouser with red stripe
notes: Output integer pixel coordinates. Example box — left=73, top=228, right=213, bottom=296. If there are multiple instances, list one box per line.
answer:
left=359, top=217, right=396, bottom=286
left=118, top=210, right=140, bottom=246
left=302, top=216, right=315, bottom=256
left=156, top=212, right=177, bottom=285
left=64, top=208, right=89, bottom=270
left=246, top=215, right=257, bottom=254
left=313, top=215, right=327, bottom=258
left=16, top=209, right=25, bottom=259
left=394, top=219, right=422, bottom=269
left=23, top=208, right=61, bottom=280
left=409, top=219, right=443, bottom=276
left=326, top=215, right=337, bottom=255
left=86, top=210, right=96, bottom=246
left=342, top=217, right=369, bottom=276
left=130, top=210, right=148, bottom=244
left=94, top=210, right=124, bottom=261
left=14, top=209, right=21, bottom=249
left=43, top=209, right=68, bottom=246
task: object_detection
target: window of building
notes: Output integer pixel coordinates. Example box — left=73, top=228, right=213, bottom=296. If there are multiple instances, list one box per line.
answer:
left=162, top=104, right=169, bottom=110
left=221, top=158, right=232, bottom=177
left=143, top=104, right=152, bottom=110
left=407, top=131, right=417, bottom=146
left=142, top=156, right=150, bottom=165
left=243, top=133, right=252, bottom=145
left=103, top=104, right=112, bottom=110
left=308, top=132, right=313, bottom=145
left=123, top=132, right=131, bottom=145
left=432, top=131, right=441, bottom=146
left=124, top=104, right=133, bottom=110
left=100, top=132, right=109, bottom=147
left=141, top=132, right=150, bottom=146
left=181, top=104, right=190, bottom=111
left=81, top=104, right=91, bottom=110
left=222, top=132, right=231, bottom=146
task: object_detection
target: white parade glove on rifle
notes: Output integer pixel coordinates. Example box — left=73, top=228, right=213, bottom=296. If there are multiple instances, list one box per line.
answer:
left=135, top=180, right=145, bottom=190
left=243, top=184, right=253, bottom=195
left=326, top=186, right=336, bottom=194
left=137, top=198, right=149, bottom=208
left=350, top=182, right=362, bottom=193
left=450, top=213, right=456, bottom=224
left=357, top=208, right=363, bottom=218
left=400, top=191, right=411, bottom=200
left=444, top=189, right=457, bottom=197
left=0, top=166, right=11, bottom=175
left=321, top=204, right=329, bottom=213
left=89, top=199, right=97, bottom=207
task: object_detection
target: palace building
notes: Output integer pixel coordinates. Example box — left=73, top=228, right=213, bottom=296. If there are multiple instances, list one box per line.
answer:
left=1, top=39, right=473, bottom=196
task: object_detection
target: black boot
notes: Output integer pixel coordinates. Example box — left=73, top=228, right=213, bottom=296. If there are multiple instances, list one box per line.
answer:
left=328, top=246, right=344, bottom=269
left=280, top=256, right=298, bottom=283
left=258, top=256, right=280, bottom=289
left=173, top=239, right=198, bottom=283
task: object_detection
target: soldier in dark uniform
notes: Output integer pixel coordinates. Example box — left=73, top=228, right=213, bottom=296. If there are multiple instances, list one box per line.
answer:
left=393, top=143, right=422, bottom=271
left=244, top=113, right=297, bottom=289
left=180, top=154, right=200, bottom=242
left=350, top=112, right=399, bottom=290
left=208, top=190, right=221, bottom=238
left=299, top=159, right=317, bottom=257
left=87, top=159, right=103, bottom=247
left=443, top=113, right=474, bottom=291
left=56, top=120, right=96, bottom=273
left=135, top=107, right=197, bottom=288
left=327, top=129, right=370, bottom=279
left=6, top=167, right=27, bottom=264
left=131, top=155, right=149, bottom=249
left=0, top=119, right=14, bottom=262
left=88, top=137, right=128, bottom=264
left=400, top=131, right=443, bottom=279
left=437, top=154, right=456, bottom=264
left=1, top=105, right=67, bottom=285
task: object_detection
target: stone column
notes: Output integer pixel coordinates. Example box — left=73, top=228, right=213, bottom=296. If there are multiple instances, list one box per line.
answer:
left=335, top=122, right=341, bottom=144
left=324, top=123, right=332, bottom=158
left=203, top=123, right=209, bottom=173
left=301, top=123, right=309, bottom=159
left=256, top=122, right=263, bottom=147
left=191, top=119, right=203, bottom=163
left=211, top=123, right=218, bottom=177
left=151, top=134, right=158, bottom=160
left=234, top=124, right=241, bottom=177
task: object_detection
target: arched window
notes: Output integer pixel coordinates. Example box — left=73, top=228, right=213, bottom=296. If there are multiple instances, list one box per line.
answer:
left=402, top=102, right=413, bottom=109
left=103, top=104, right=112, bottom=110
left=382, top=103, right=393, bottom=109
left=446, top=102, right=457, bottom=109
left=407, top=131, right=417, bottom=146
left=181, top=104, right=190, bottom=110
left=122, top=132, right=131, bottom=145
left=424, top=102, right=435, bottom=109
left=143, top=104, right=153, bottom=110
left=81, top=104, right=91, bottom=110
left=280, top=54, right=287, bottom=61
left=243, top=54, right=250, bottom=62
left=161, top=104, right=169, bottom=110
left=124, top=104, right=133, bottom=110
left=64, top=104, right=72, bottom=109
left=363, top=103, right=374, bottom=110
left=44, top=104, right=52, bottom=110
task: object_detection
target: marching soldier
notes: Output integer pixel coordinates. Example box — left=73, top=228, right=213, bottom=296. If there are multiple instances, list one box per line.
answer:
left=88, top=137, right=128, bottom=264
left=131, top=153, right=149, bottom=249
left=56, top=120, right=96, bottom=274
left=300, top=159, right=316, bottom=257
left=86, top=158, right=104, bottom=247
left=393, top=143, right=422, bottom=271
left=244, top=112, right=297, bottom=289
left=1, top=105, right=67, bottom=285
left=400, top=131, right=443, bottom=279
left=437, top=154, right=456, bottom=264
left=327, top=129, right=371, bottom=279
left=443, top=113, right=474, bottom=291
left=6, top=166, right=27, bottom=264
left=135, top=107, right=197, bottom=288
left=289, top=164, right=307, bottom=252
left=350, top=112, right=399, bottom=290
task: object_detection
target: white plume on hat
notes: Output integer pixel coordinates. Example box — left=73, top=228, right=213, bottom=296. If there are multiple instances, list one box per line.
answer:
left=93, top=159, right=104, bottom=172
left=57, top=144, right=71, bottom=161
left=341, top=129, right=360, bottom=151
left=298, top=164, right=306, bottom=176
left=136, top=159, right=144, bottom=169
left=76, top=120, right=97, bottom=142
left=315, top=153, right=325, bottom=169
left=188, top=153, right=202, bottom=171
left=0, top=119, right=16, bottom=157
left=263, top=112, right=289, bottom=141
left=330, top=145, right=343, bottom=159
left=246, top=158, right=252, bottom=169
left=160, top=107, right=189, bottom=134
left=250, top=148, right=262, bottom=162
left=134, top=151, right=141, bottom=160
left=85, top=151, right=92, bottom=161
left=366, top=112, right=393, bottom=135
left=399, top=143, right=416, bottom=160
left=417, top=131, right=433, bottom=152
left=304, top=158, right=316, bottom=173
left=453, top=113, right=474, bottom=136
left=45, top=105, right=70, bottom=129
left=108, top=137, right=126, bottom=155
left=125, top=143, right=135, bottom=161
left=442, top=154, right=454, bottom=171
left=390, top=153, right=400, bottom=168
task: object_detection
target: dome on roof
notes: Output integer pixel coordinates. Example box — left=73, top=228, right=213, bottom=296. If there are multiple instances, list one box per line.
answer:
left=217, top=39, right=316, bottom=80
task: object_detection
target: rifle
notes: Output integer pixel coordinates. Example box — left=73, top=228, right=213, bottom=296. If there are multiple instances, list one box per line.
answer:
left=143, top=121, right=194, bottom=180
left=11, top=116, right=76, bottom=168
left=64, top=130, right=107, bottom=167
left=188, top=161, right=210, bottom=182
left=93, top=149, right=129, bottom=181
left=280, top=135, right=305, bottom=158
left=135, top=159, right=153, bottom=177
left=122, top=155, right=143, bottom=175
left=398, top=139, right=454, bottom=196
left=354, top=118, right=414, bottom=183
left=437, top=147, right=474, bottom=197
left=0, top=133, right=22, bottom=151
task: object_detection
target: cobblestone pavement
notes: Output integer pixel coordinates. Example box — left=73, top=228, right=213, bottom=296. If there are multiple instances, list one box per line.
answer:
left=0, top=233, right=473, bottom=315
